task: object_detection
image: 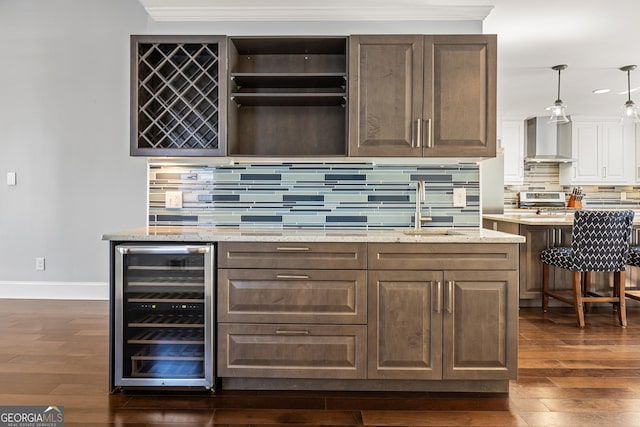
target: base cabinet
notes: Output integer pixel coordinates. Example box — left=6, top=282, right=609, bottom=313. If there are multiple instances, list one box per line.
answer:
left=217, top=242, right=367, bottom=380
left=368, top=261, right=517, bottom=381
left=217, top=241, right=519, bottom=389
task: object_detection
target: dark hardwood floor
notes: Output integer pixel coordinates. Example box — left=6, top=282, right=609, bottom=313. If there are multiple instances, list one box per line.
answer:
left=2, top=300, right=640, bottom=426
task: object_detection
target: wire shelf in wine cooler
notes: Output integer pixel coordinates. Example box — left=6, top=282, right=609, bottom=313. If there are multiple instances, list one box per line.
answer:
left=128, top=328, right=204, bottom=345
left=128, top=314, right=204, bottom=328
left=131, top=360, right=205, bottom=378
left=132, top=344, right=204, bottom=360
left=126, top=279, right=204, bottom=288
left=128, top=265, right=204, bottom=271
left=127, top=292, right=204, bottom=303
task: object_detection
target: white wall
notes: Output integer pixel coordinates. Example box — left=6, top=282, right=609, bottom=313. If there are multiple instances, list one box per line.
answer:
left=0, top=0, right=481, bottom=299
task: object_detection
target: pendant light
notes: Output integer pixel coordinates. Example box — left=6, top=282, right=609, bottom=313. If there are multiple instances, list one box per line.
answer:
left=620, top=65, right=640, bottom=122
left=546, top=64, right=570, bottom=123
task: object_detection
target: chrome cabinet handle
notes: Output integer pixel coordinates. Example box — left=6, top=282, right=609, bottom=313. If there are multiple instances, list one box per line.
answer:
left=276, top=274, right=310, bottom=279
left=414, top=118, right=422, bottom=148
left=435, top=281, right=442, bottom=314
left=276, top=329, right=309, bottom=335
left=426, top=118, right=433, bottom=148
left=446, top=280, right=454, bottom=314
left=276, top=247, right=310, bottom=251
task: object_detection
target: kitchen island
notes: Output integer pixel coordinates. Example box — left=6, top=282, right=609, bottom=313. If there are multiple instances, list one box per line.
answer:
left=484, top=211, right=640, bottom=305
left=104, top=226, right=523, bottom=393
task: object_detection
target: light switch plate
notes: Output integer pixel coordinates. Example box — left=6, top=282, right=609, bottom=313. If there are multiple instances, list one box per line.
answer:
left=453, top=188, right=467, bottom=207
left=165, top=191, right=183, bottom=209
left=7, top=172, right=16, bottom=186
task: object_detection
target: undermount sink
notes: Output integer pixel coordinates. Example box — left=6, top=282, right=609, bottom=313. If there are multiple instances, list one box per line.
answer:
left=399, top=228, right=465, bottom=236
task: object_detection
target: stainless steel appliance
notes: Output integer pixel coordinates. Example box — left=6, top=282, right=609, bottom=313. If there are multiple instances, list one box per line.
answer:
left=114, top=244, right=215, bottom=389
left=518, top=191, right=567, bottom=208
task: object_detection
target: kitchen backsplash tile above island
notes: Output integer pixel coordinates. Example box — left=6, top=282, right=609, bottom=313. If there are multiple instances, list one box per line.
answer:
left=504, top=163, right=640, bottom=209
left=148, top=162, right=480, bottom=228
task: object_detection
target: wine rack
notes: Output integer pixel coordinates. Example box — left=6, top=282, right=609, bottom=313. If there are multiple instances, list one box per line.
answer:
left=131, top=35, right=227, bottom=156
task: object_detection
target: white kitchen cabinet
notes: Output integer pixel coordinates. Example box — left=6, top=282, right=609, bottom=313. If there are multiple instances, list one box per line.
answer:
left=635, top=123, right=640, bottom=183
left=560, top=117, right=634, bottom=185
left=501, top=120, right=524, bottom=184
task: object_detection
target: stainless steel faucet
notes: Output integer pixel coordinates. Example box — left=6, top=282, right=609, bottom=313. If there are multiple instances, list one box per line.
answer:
left=414, top=180, right=433, bottom=230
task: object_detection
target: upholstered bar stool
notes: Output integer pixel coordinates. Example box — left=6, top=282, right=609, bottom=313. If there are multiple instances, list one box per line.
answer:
left=541, top=210, right=634, bottom=328
left=625, top=246, right=640, bottom=302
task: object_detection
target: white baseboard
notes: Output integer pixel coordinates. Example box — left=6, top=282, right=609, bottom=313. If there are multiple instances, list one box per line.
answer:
left=0, top=281, right=109, bottom=300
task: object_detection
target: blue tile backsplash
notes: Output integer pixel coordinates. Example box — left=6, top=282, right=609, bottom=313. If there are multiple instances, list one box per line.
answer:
left=148, top=162, right=480, bottom=228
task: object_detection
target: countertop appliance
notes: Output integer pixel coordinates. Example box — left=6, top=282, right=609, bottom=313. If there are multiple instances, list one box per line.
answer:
left=113, top=243, right=215, bottom=390
left=518, top=191, right=567, bottom=208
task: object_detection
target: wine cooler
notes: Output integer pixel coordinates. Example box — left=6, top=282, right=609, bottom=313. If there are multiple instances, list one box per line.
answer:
left=113, top=244, right=215, bottom=389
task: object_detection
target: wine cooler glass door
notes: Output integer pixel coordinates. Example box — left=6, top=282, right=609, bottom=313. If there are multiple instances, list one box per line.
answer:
left=114, top=244, right=214, bottom=388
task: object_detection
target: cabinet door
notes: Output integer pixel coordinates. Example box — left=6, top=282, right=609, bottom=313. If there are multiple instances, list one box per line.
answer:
left=349, top=35, right=424, bottom=157
left=602, top=121, right=626, bottom=182
left=426, top=35, right=496, bottom=157
left=501, top=120, right=524, bottom=184
left=131, top=35, right=227, bottom=156
left=368, top=270, right=443, bottom=380
left=442, top=270, right=517, bottom=380
left=570, top=121, right=601, bottom=183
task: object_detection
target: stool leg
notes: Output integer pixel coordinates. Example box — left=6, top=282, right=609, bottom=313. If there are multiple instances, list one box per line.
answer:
left=542, top=263, right=550, bottom=313
left=616, top=271, right=627, bottom=327
left=583, top=271, right=592, bottom=313
left=573, top=271, right=585, bottom=328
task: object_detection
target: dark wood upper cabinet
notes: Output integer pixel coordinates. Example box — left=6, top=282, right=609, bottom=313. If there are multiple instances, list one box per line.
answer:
left=227, top=37, right=348, bottom=156
left=129, top=34, right=494, bottom=158
left=130, top=35, right=227, bottom=157
left=349, top=34, right=496, bottom=157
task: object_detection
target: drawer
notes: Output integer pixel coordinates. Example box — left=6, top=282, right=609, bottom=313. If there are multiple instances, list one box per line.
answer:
left=218, top=242, right=366, bottom=270
left=368, top=243, right=518, bottom=271
left=217, top=324, right=366, bottom=379
left=218, top=269, right=367, bottom=324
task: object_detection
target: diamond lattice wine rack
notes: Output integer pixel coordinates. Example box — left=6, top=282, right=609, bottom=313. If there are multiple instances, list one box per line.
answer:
left=130, top=35, right=227, bottom=156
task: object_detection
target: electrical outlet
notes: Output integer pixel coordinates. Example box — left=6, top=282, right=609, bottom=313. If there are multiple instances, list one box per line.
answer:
left=35, top=257, right=45, bottom=271
left=453, top=188, right=467, bottom=208
left=6, top=172, right=16, bottom=186
left=621, top=192, right=627, bottom=201
left=165, top=191, right=183, bottom=209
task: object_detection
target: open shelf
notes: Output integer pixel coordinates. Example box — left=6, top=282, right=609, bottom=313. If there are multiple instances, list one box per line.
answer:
left=230, top=93, right=346, bottom=106
left=228, top=36, right=348, bottom=156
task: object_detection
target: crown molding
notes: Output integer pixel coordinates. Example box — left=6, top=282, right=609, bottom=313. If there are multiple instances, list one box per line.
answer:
left=138, top=0, right=493, bottom=22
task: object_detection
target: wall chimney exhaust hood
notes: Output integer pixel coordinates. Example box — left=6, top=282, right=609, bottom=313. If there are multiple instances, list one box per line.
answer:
left=524, top=117, right=575, bottom=163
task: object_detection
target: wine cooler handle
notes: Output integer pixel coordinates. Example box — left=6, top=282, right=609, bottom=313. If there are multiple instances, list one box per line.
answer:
left=117, top=245, right=211, bottom=255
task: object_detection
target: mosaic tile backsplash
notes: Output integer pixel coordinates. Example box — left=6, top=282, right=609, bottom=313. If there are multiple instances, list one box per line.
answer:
left=149, top=162, right=480, bottom=228
left=504, top=163, right=640, bottom=209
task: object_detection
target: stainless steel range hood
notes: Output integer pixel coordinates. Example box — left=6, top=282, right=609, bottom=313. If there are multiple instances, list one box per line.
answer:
left=524, top=117, right=575, bottom=163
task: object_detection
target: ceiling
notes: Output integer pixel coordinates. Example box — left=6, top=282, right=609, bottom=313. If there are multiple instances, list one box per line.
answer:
left=139, top=0, right=640, bottom=121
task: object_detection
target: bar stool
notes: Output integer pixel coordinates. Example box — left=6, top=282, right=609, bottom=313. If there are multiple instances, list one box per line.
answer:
left=541, top=210, right=634, bottom=328
left=625, top=246, right=640, bottom=302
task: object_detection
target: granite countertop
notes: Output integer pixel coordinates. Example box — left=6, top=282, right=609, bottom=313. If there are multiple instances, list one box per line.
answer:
left=102, top=226, right=525, bottom=244
left=483, top=212, right=575, bottom=226
left=484, top=209, right=640, bottom=226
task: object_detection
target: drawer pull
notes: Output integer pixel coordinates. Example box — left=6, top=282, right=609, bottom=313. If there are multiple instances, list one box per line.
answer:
left=276, top=247, right=311, bottom=251
left=276, top=274, right=310, bottom=280
left=275, top=329, right=310, bottom=335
